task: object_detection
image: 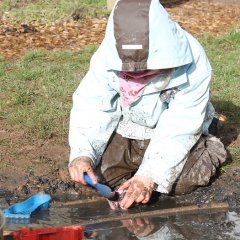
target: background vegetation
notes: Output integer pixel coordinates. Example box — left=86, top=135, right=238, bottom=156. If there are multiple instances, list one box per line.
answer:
left=0, top=0, right=239, bottom=164
left=0, top=0, right=108, bottom=23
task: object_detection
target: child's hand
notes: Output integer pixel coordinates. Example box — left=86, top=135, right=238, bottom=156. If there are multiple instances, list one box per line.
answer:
left=121, top=218, right=155, bottom=237
left=118, top=175, right=154, bottom=209
left=68, top=156, right=97, bottom=185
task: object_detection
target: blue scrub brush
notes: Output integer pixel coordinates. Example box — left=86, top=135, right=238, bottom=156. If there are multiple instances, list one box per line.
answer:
left=84, top=174, right=120, bottom=201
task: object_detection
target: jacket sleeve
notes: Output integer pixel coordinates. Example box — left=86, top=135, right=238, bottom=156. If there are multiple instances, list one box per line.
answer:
left=69, top=61, right=121, bottom=167
left=135, top=50, right=212, bottom=193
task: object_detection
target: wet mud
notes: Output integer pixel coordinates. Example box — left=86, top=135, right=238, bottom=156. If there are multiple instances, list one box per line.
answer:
left=3, top=197, right=240, bottom=239
left=1, top=165, right=240, bottom=239
left=1, top=163, right=239, bottom=208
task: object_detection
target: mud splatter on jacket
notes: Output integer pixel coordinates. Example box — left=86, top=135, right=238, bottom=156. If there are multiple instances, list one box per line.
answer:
left=69, top=0, right=215, bottom=193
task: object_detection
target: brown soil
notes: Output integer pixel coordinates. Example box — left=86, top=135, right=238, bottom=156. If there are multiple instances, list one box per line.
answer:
left=0, top=0, right=240, bottom=208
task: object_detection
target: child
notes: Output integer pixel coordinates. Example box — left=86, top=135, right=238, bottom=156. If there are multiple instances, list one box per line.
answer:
left=68, top=0, right=226, bottom=209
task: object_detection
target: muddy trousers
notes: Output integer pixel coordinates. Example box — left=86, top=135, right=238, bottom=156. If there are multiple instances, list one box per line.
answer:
left=98, top=133, right=227, bottom=195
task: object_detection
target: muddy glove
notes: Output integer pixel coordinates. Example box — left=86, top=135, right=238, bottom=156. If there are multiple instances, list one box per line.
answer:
left=118, top=176, right=154, bottom=209
left=68, top=156, right=97, bottom=185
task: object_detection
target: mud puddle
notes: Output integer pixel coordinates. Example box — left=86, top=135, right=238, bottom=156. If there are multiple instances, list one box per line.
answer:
left=4, top=198, right=240, bottom=240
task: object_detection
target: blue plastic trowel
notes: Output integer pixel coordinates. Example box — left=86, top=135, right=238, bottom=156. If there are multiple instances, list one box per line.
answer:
left=83, top=174, right=121, bottom=201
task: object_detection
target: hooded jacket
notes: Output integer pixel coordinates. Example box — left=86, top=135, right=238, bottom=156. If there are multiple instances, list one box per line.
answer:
left=69, top=0, right=214, bottom=193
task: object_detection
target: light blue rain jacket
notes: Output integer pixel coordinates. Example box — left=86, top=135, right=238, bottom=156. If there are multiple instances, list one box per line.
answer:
left=69, top=0, right=214, bottom=193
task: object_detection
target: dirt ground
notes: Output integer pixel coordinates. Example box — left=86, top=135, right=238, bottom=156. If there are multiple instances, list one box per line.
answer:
left=0, top=0, right=240, bottom=209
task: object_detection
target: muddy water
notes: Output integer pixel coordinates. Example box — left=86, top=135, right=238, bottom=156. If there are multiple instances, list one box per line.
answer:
left=4, top=198, right=240, bottom=240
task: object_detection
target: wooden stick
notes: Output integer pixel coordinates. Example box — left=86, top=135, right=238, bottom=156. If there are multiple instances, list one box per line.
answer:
left=80, top=201, right=229, bottom=225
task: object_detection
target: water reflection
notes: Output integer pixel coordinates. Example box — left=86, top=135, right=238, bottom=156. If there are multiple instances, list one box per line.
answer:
left=81, top=212, right=231, bottom=240
left=4, top=199, right=240, bottom=240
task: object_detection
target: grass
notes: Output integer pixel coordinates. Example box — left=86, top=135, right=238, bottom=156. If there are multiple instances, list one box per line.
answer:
left=0, top=0, right=108, bottom=23
left=202, top=30, right=240, bottom=124
left=200, top=30, right=240, bottom=163
left=1, top=31, right=239, bottom=163
left=0, top=46, right=97, bottom=139
left=201, top=31, right=240, bottom=107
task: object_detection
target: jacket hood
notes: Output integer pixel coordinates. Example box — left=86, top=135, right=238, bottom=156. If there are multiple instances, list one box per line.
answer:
left=93, top=0, right=193, bottom=71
